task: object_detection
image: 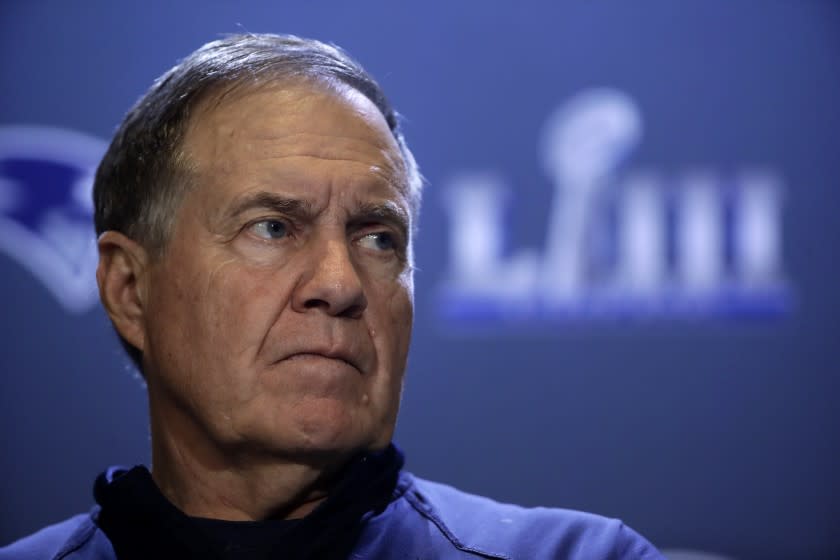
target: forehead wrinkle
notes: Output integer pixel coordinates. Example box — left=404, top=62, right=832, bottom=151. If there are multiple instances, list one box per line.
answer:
left=243, top=152, right=408, bottom=196
left=244, top=129, right=393, bottom=146
left=241, top=132, right=406, bottom=177
left=204, top=125, right=409, bottom=194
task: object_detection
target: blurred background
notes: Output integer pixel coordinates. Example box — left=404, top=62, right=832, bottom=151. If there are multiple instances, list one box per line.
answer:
left=1, top=1, right=838, bottom=558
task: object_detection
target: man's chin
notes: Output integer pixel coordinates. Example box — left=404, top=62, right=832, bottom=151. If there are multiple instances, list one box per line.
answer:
left=220, top=397, right=393, bottom=464
left=252, top=421, right=381, bottom=463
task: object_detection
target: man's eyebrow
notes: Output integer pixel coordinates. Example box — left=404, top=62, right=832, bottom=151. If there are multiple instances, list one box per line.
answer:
left=351, top=201, right=411, bottom=235
left=226, top=191, right=312, bottom=219
left=224, top=191, right=410, bottom=234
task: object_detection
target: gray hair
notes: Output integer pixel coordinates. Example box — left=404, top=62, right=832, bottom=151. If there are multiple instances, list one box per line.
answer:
left=93, top=33, right=423, bottom=371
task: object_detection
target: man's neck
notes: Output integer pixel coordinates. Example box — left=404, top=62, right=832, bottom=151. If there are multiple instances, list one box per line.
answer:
left=148, top=408, right=349, bottom=521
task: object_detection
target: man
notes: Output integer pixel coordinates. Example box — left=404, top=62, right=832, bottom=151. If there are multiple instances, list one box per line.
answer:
left=1, top=34, right=663, bottom=559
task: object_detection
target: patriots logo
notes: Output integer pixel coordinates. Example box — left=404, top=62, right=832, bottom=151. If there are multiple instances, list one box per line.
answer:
left=0, top=125, right=107, bottom=313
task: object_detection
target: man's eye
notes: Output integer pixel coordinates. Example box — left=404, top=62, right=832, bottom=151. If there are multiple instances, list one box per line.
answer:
left=250, top=220, right=289, bottom=240
left=358, top=231, right=396, bottom=252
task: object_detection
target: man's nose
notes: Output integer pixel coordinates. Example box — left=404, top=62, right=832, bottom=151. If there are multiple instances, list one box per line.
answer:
left=292, top=237, right=368, bottom=318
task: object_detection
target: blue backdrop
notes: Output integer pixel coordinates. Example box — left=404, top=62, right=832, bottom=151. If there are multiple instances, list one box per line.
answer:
left=2, top=2, right=839, bottom=559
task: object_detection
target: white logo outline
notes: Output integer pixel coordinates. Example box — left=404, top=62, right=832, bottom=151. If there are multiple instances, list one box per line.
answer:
left=0, top=125, right=105, bottom=313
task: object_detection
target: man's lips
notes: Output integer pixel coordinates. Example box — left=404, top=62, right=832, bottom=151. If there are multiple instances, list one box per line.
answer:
left=280, top=350, right=363, bottom=374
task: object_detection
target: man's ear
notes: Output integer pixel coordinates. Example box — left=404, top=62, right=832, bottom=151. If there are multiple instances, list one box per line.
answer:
left=96, top=231, right=152, bottom=354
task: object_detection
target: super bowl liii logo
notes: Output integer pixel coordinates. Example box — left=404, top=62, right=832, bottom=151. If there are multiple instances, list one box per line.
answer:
left=439, top=89, right=789, bottom=322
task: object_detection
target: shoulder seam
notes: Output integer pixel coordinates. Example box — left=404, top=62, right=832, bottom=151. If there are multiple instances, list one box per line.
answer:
left=402, top=477, right=510, bottom=560
left=615, top=521, right=663, bottom=560
left=53, top=512, right=99, bottom=560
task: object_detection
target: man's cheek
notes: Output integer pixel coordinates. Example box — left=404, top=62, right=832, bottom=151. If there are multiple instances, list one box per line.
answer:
left=385, top=291, right=413, bottom=334
left=212, top=270, right=291, bottom=356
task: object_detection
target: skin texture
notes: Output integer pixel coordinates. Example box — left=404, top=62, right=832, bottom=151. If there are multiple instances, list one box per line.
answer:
left=96, top=80, right=414, bottom=520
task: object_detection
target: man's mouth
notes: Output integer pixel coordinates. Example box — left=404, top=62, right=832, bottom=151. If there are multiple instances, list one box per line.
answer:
left=283, top=351, right=362, bottom=374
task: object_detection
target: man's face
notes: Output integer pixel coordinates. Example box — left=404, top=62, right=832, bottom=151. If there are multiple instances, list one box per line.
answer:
left=139, top=81, right=414, bottom=460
